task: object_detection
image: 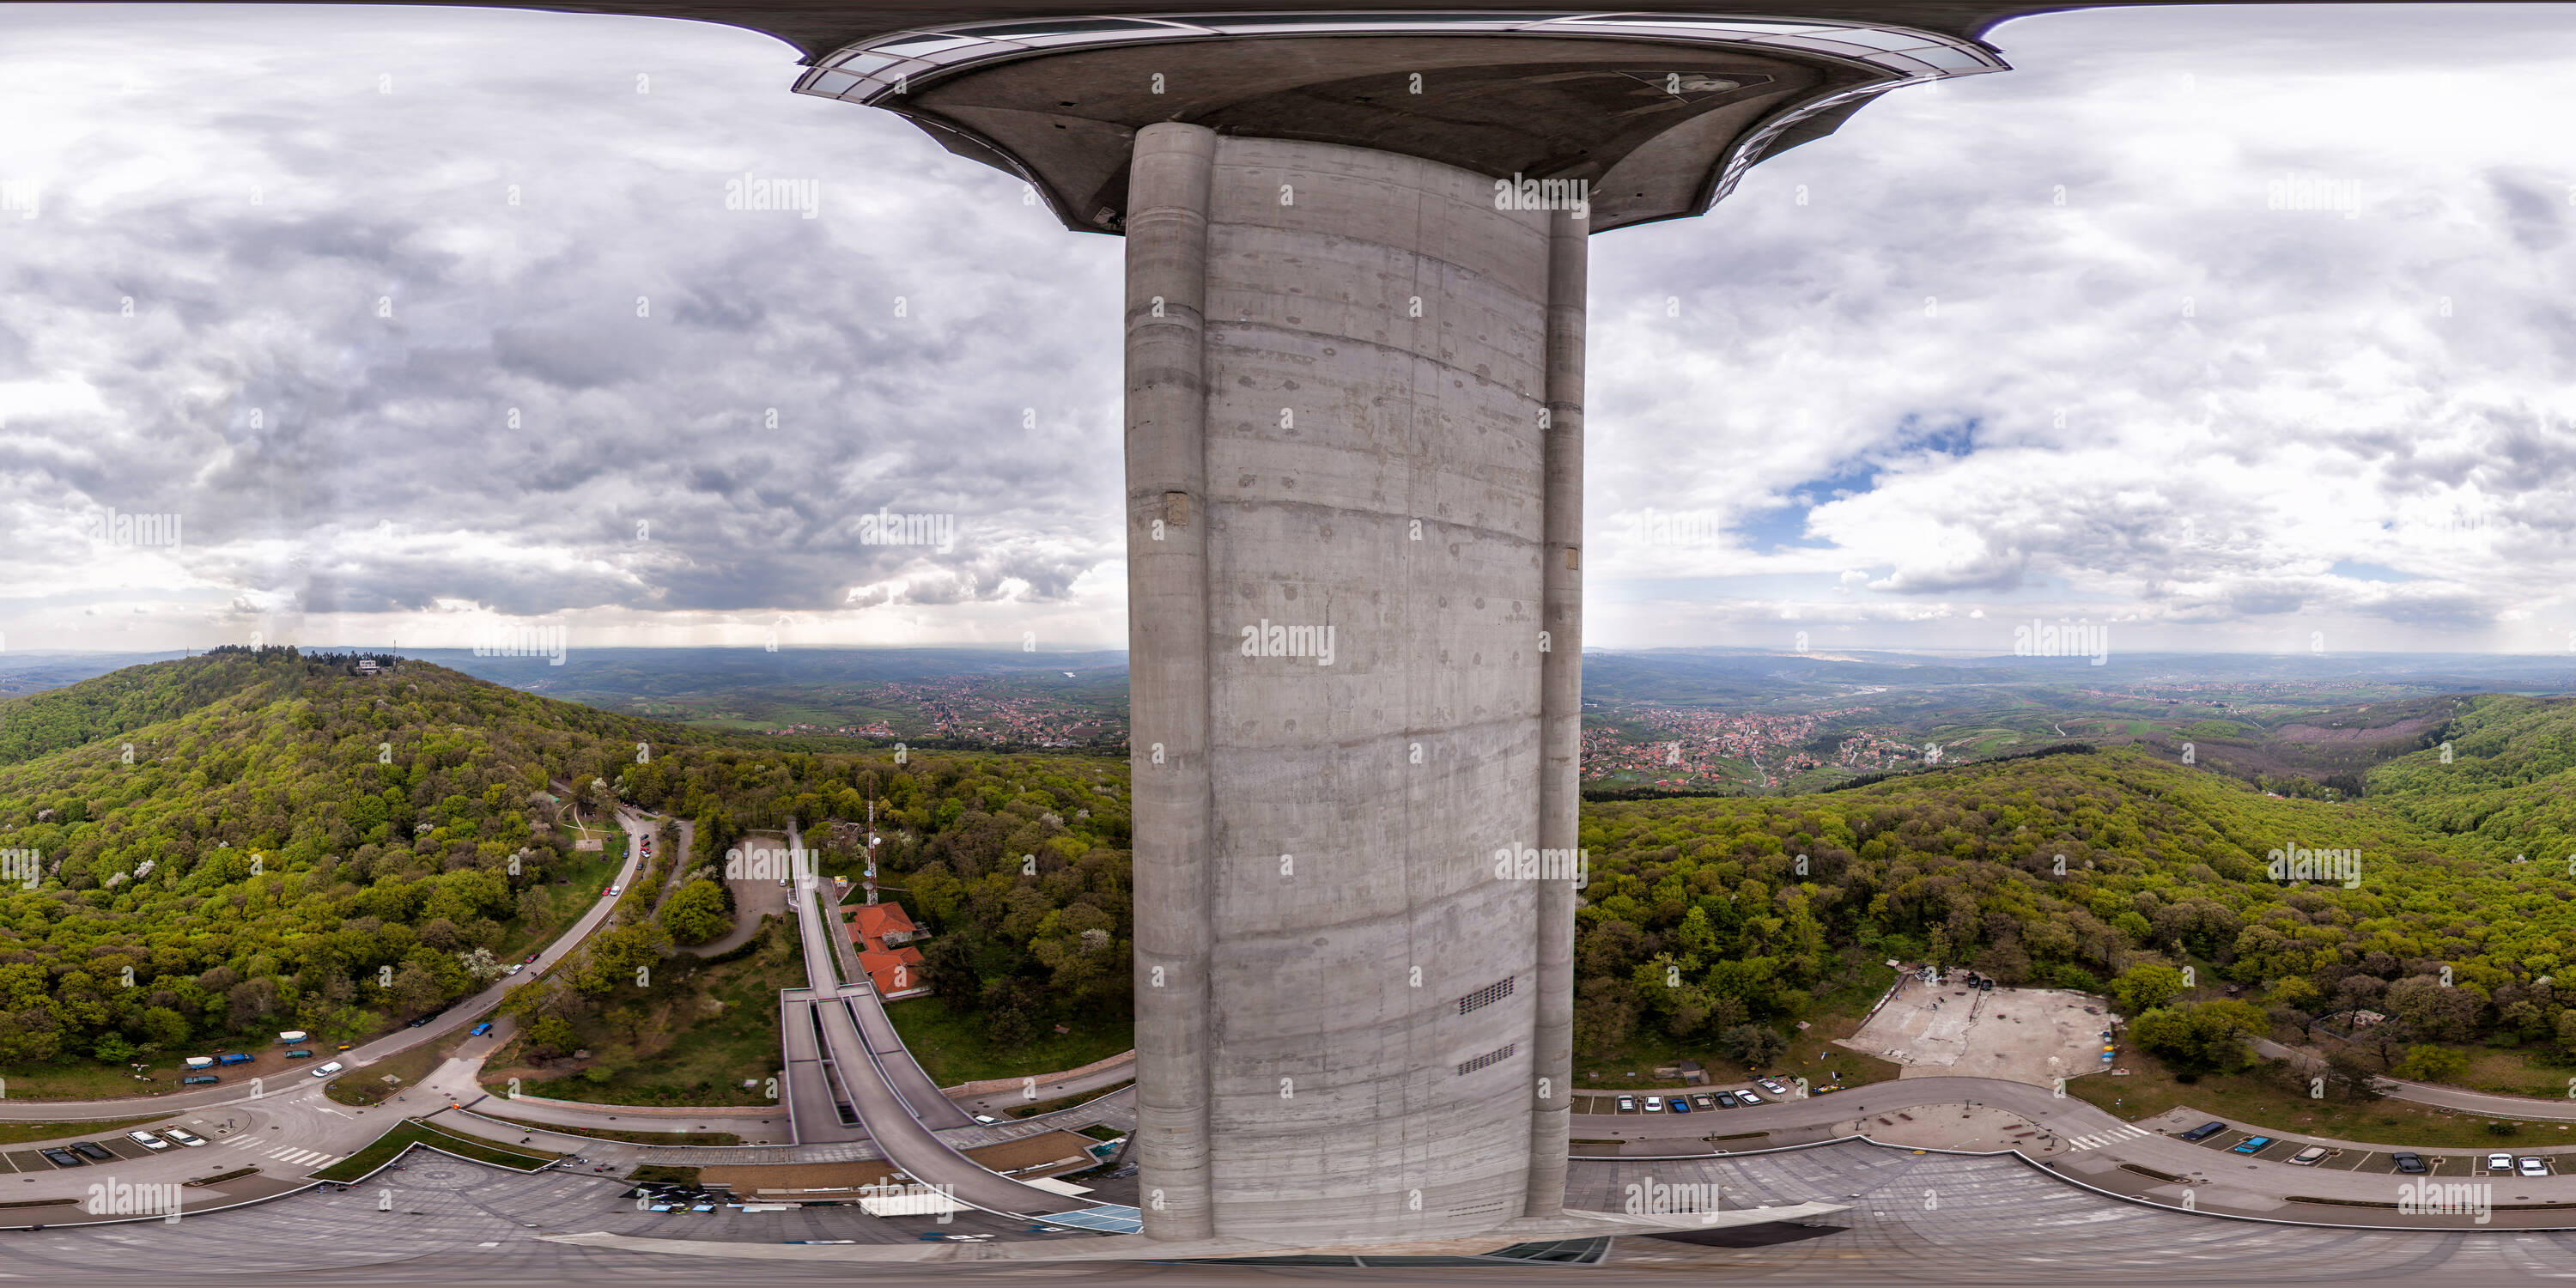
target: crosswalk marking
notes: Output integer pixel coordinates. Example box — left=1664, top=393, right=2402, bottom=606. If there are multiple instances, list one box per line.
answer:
left=2064, top=1124, right=2152, bottom=1151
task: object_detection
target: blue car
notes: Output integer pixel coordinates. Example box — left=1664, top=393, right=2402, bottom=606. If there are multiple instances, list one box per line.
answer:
left=1669, top=1097, right=1691, bottom=1115
left=470, top=1022, right=494, bottom=1036
left=2231, top=1136, right=2274, bottom=1155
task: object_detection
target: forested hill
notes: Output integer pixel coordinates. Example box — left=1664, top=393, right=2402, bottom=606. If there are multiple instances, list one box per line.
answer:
left=0, top=648, right=344, bottom=767
left=1571, top=698, right=2576, bottom=1058
left=0, top=652, right=1134, bottom=1070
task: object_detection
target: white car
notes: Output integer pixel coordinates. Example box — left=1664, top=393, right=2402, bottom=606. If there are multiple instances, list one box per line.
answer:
left=2489, top=1153, right=2518, bottom=1174
left=1735, top=1091, right=1765, bottom=1105
left=2521, top=1157, right=2551, bottom=1177
left=1643, top=1096, right=1664, bottom=1112
left=506, top=963, right=523, bottom=975
left=161, top=1128, right=207, bottom=1148
left=607, top=885, right=622, bottom=896
left=311, top=1060, right=344, bottom=1078
left=126, top=1130, right=170, bottom=1151
left=973, top=1114, right=999, bottom=1125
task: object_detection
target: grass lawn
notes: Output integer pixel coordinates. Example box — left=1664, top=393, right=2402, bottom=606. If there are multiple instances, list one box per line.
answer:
left=472, top=1111, right=742, bottom=1147
left=2069, top=1047, right=2576, bottom=1150
left=1007, top=1079, right=1133, bottom=1120
left=0, top=1060, right=192, bottom=1100
left=481, top=915, right=805, bottom=1107
left=0, top=1115, right=173, bottom=1145
left=2454, top=1045, right=2576, bottom=1097
left=312, top=1119, right=560, bottom=1182
left=327, top=1024, right=474, bottom=1108
left=884, top=994, right=1133, bottom=1087
left=1577, top=953, right=1903, bottom=1093
left=495, top=848, right=624, bottom=963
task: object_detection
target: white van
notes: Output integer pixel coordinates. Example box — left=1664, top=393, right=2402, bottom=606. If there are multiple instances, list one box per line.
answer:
left=277, top=1030, right=309, bottom=1043
left=183, top=1056, right=216, bottom=1070
left=311, top=1060, right=344, bottom=1078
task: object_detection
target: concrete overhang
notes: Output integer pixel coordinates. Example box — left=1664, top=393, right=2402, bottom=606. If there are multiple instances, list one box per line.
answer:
left=790, top=12, right=2008, bottom=234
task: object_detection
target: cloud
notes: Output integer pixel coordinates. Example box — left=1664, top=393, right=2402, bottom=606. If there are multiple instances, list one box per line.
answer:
left=0, top=3, right=2568, bottom=655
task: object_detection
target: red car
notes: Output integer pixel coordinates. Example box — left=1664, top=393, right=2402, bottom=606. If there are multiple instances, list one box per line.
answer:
left=522, top=953, right=540, bottom=964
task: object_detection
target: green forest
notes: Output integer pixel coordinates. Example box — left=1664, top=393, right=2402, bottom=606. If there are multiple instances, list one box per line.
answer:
left=0, top=651, right=1133, bottom=1082
left=5, top=650, right=2575, bottom=1100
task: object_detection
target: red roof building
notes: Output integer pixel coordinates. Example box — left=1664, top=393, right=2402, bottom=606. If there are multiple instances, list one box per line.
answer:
left=857, top=945, right=928, bottom=998
left=848, top=902, right=918, bottom=946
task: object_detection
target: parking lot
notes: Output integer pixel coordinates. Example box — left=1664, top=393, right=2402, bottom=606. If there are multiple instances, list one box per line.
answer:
left=0, top=1132, right=173, bottom=1172
left=1572, top=1078, right=1814, bottom=1117
left=2173, top=1123, right=2561, bottom=1176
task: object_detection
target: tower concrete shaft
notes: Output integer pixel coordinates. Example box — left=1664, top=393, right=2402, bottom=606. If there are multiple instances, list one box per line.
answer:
left=788, top=6, right=2007, bottom=1249
left=1125, top=121, right=1584, bottom=1242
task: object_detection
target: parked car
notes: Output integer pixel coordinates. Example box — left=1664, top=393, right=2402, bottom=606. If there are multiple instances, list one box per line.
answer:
left=2520, top=1157, right=2550, bottom=1177
left=2287, top=1145, right=2330, bottom=1166
left=972, top=1114, right=999, bottom=1125
left=2392, top=1151, right=2428, bottom=1174
left=523, top=953, right=541, bottom=964
left=1690, top=1095, right=1716, bottom=1109
left=1615, top=1096, right=1637, bottom=1113
left=506, top=963, right=524, bottom=975
left=2231, top=1136, right=2274, bottom=1155
left=125, top=1130, right=171, bottom=1151
left=283, top=1048, right=315, bottom=1060
left=1714, top=1092, right=1740, bottom=1108
left=1643, top=1097, right=1664, bottom=1113
left=607, top=885, right=621, bottom=896
left=1735, top=1091, right=1764, bottom=1105
left=1669, top=1097, right=1691, bottom=1115
left=311, top=1060, right=345, bottom=1078
left=2489, top=1153, right=2518, bottom=1174
left=70, top=1141, right=115, bottom=1162
left=2178, top=1121, right=2227, bottom=1143
left=471, top=1022, right=494, bottom=1037
left=181, top=1074, right=221, bottom=1086
left=39, top=1148, right=84, bottom=1169
left=215, top=1053, right=253, bottom=1066
left=1756, top=1078, right=1789, bottom=1096
left=161, top=1128, right=207, bottom=1148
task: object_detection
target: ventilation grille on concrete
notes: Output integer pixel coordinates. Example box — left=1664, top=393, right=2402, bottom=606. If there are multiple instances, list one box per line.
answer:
left=1456, top=975, right=1514, bottom=1016
left=1457, top=1043, right=1516, bottom=1076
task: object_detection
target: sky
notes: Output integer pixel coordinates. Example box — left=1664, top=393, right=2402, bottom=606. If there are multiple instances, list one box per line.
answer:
left=0, top=3, right=2571, bottom=659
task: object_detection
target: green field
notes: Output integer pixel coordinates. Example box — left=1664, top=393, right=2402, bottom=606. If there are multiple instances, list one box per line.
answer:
left=483, top=915, right=804, bottom=1106
left=886, top=995, right=1133, bottom=1087
left=313, top=1120, right=559, bottom=1182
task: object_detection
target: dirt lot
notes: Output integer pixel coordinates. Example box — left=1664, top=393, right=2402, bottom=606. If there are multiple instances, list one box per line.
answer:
left=1838, top=975, right=2113, bottom=1087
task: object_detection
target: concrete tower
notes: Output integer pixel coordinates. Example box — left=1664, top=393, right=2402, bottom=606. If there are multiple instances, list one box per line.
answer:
left=787, top=11, right=2008, bottom=1242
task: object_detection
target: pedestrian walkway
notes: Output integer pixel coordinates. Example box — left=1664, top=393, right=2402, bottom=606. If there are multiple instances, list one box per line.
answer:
left=2062, top=1123, right=2153, bottom=1151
